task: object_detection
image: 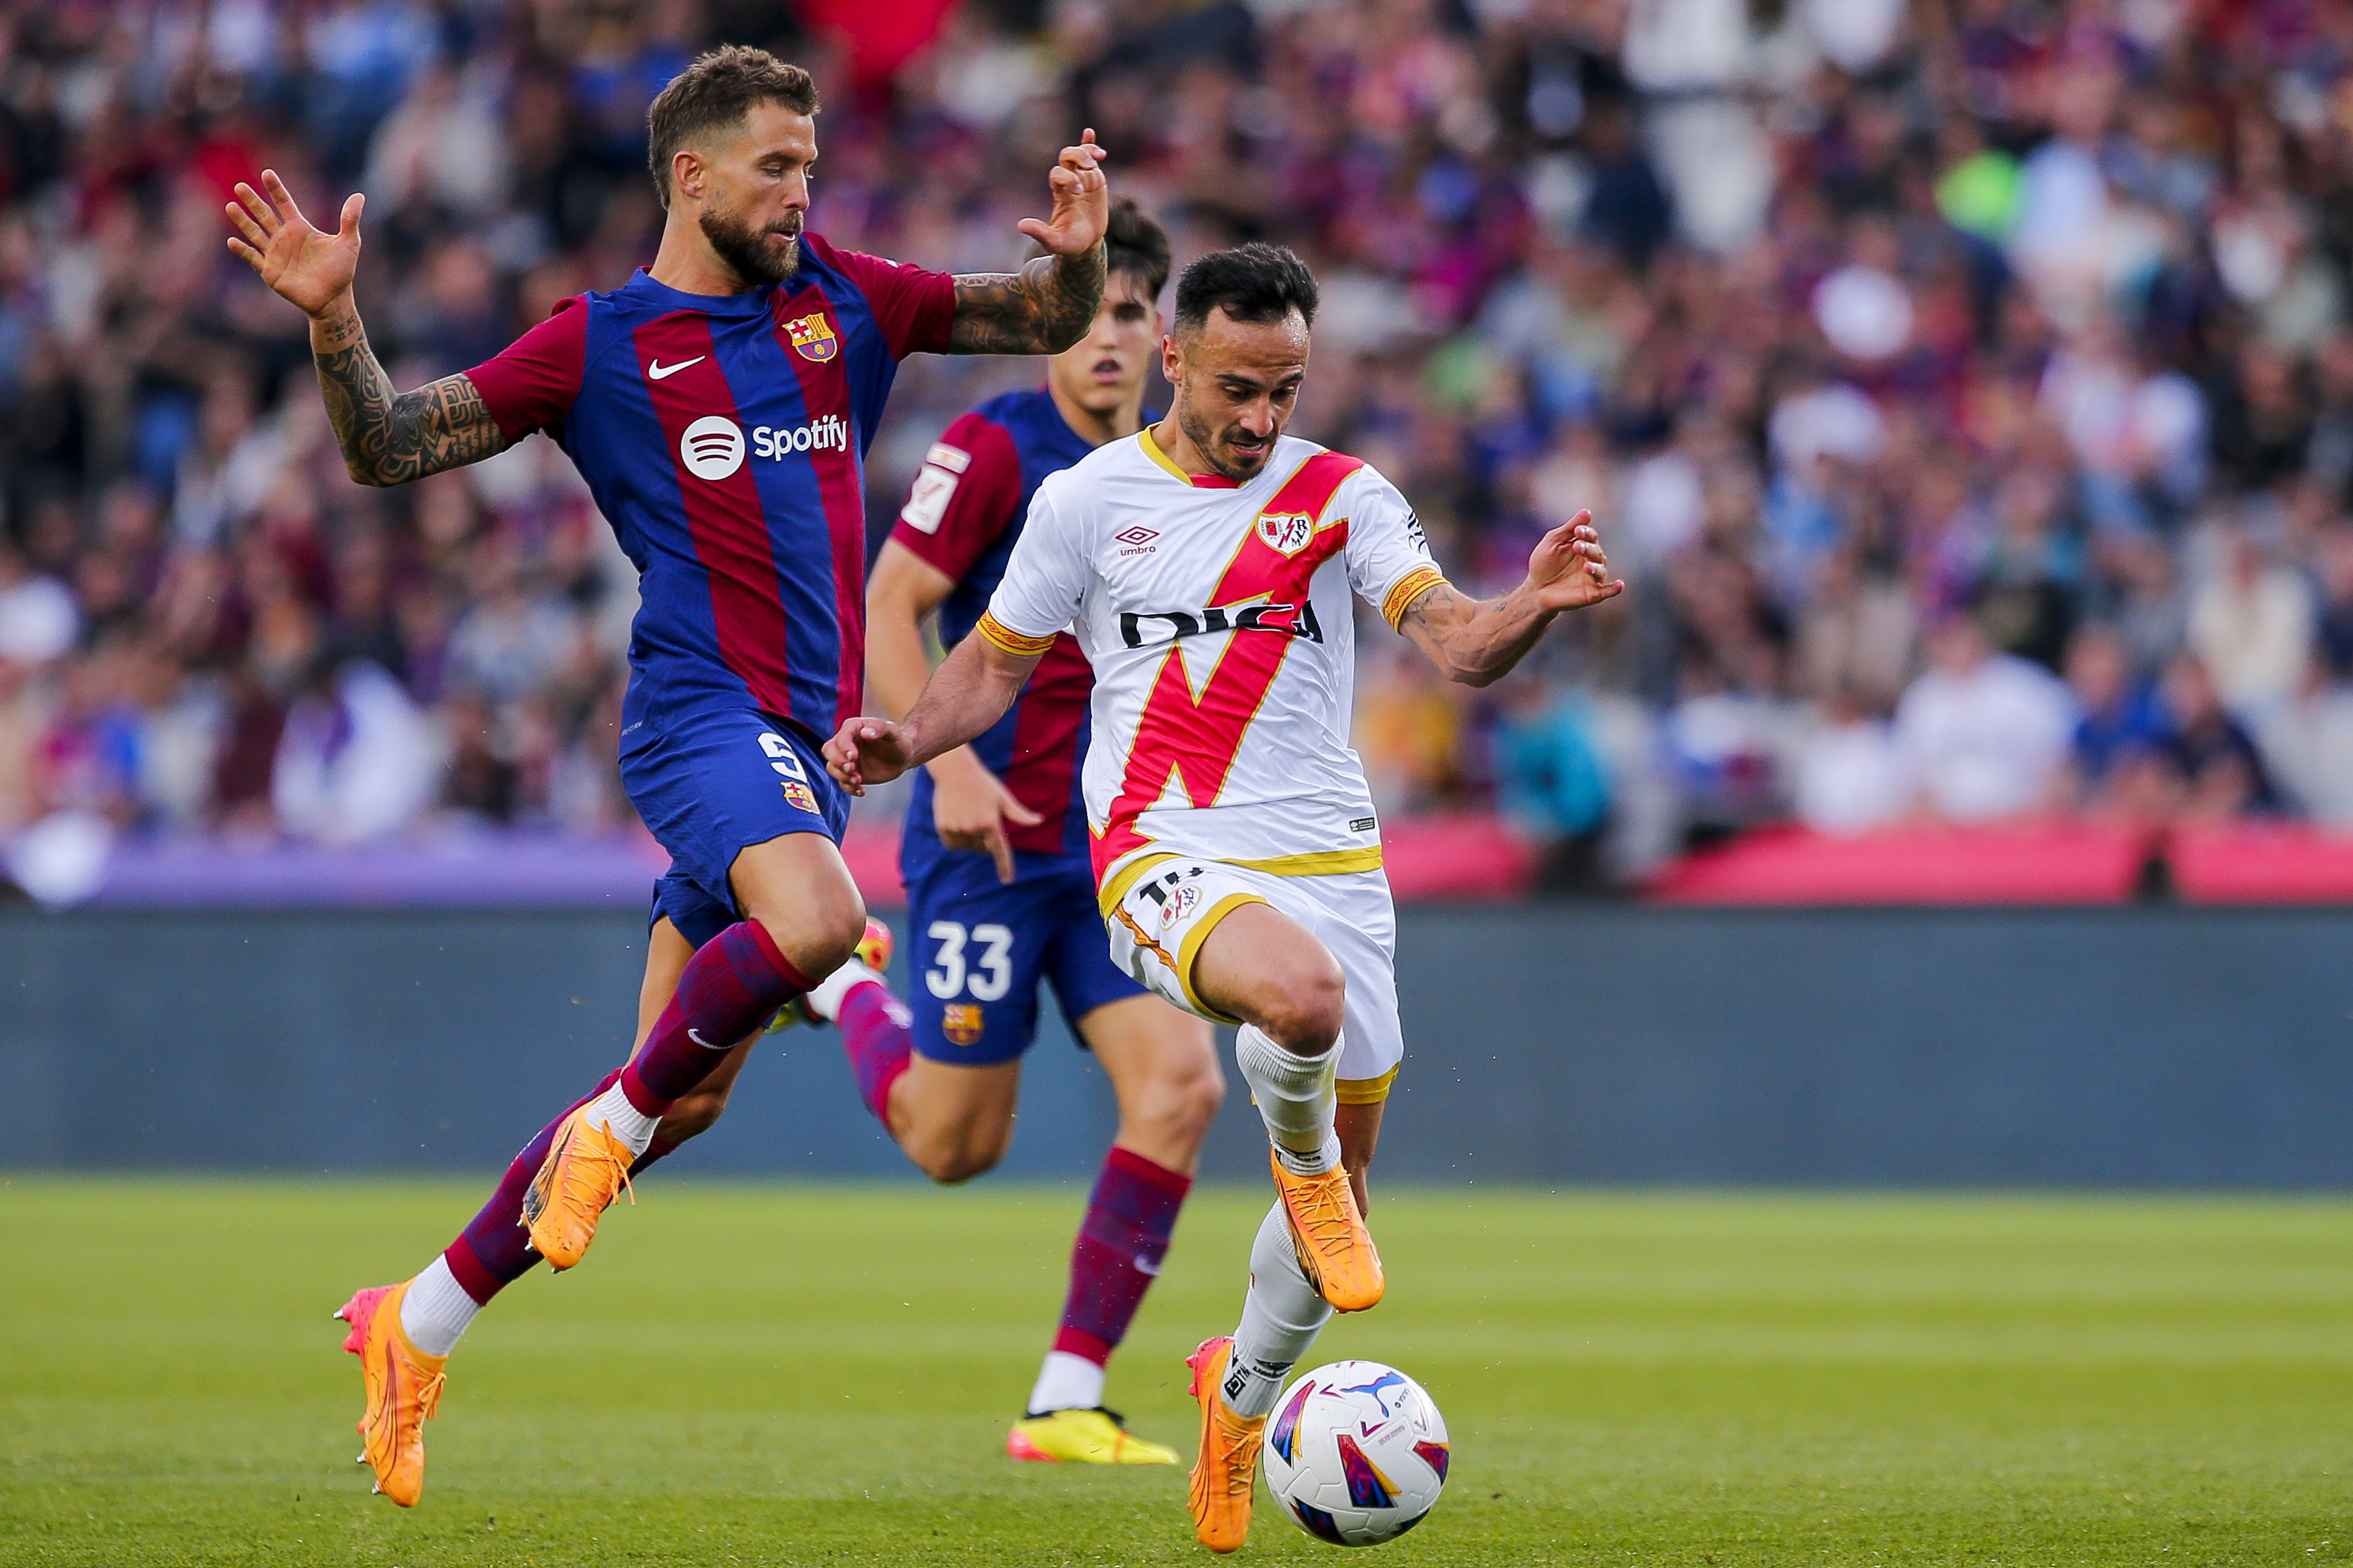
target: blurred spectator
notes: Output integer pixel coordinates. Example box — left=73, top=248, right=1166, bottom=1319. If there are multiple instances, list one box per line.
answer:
left=0, top=543, right=76, bottom=664
left=2187, top=526, right=2316, bottom=718
left=271, top=653, right=437, bottom=843
left=1494, top=678, right=1612, bottom=890
left=1893, top=616, right=2075, bottom=822
left=2061, top=623, right=2170, bottom=818
left=1795, top=686, right=1908, bottom=836
left=2156, top=654, right=2279, bottom=820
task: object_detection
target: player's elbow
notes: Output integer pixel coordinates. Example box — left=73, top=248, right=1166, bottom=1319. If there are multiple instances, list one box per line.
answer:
left=1450, top=661, right=1502, bottom=688
left=341, top=455, right=393, bottom=487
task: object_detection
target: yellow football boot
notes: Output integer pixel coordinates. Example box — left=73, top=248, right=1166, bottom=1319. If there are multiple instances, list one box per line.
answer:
left=1185, top=1336, right=1265, bottom=1554
left=769, top=917, right=895, bottom=1031
left=1007, top=1406, right=1179, bottom=1465
left=1269, top=1148, right=1384, bottom=1312
left=336, top=1282, right=446, bottom=1507
left=520, top=1104, right=635, bottom=1270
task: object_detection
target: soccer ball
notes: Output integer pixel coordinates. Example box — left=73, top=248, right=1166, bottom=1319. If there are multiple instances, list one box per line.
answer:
left=1261, top=1359, right=1450, bottom=1546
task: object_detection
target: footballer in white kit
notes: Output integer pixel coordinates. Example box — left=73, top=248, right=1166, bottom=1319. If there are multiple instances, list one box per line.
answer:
left=974, top=420, right=1443, bottom=1101
left=827, top=243, right=1619, bottom=1554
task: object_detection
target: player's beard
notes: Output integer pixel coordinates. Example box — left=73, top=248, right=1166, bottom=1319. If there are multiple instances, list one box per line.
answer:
left=1177, top=396, right=1276, bottom=483
left=700, top=201, right=802, bottom=288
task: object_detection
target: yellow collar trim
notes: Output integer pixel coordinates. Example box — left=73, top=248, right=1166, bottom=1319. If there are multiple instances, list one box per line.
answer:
left=1138, top=426, right=1193, bottom=484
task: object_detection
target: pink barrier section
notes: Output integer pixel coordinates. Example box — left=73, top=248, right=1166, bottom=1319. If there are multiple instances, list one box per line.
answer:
left=2169, top=824, right=2353, bottom=904
left=1647, top=823, right=2154, bottom=907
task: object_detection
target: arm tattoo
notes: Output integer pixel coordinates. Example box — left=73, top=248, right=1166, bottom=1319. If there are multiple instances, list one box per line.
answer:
left=1402, top=583, right=1464, bottom=630
left=311, top=307, right=510, bottom=486
left=947, top=243, right=1105, bottom=356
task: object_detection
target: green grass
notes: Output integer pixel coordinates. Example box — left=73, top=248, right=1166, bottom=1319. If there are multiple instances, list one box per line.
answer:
left=2, top=1179, right=2350, bottom=1565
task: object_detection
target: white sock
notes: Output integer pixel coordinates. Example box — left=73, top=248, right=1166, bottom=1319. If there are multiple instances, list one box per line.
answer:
left=1234, top=1025, right=1338, bottom=1172
left=398, top=1256, right=481, bottom=1358
left=1026, top=1350, right=1107, bottom=1415
left=802, top=957, right=882, bottom=1023
left=1273, top=1130, right=1344, bottom=1179
left=578, top=1082, right=659, bottom=1157
left=1223, top=1200, right=1333, bottom=1418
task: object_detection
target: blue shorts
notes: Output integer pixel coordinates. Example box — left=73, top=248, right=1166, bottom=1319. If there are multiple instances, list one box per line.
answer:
left=899, top=837, right=1148, bottom=1066
left=622, top=706, right=848, bottom=952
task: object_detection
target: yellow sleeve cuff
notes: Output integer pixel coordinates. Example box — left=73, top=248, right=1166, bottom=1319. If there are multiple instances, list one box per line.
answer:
left=975, top=611, right=1057, bottom=657
left=1381, top=567, right=1448, bottom=629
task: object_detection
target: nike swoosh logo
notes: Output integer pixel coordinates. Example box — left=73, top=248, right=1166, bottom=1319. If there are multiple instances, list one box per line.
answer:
left=648, top=356, right=704, bottom=380
left=1135, top=1254, right=1161, bottom=1276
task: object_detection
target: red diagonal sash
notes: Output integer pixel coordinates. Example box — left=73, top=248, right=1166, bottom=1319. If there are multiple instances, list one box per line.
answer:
left=1092, top=451, right=1364, bottom=878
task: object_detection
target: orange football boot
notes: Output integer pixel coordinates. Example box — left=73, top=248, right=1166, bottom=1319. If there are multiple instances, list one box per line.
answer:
left=520, top=1104, right=635, bottom=1270
left=1269, top=1148, right=1384, bottom=1312
left=1185, top=1336, right=1265, bottom=1554
left=336, top=1282, right=446, bottom=1507
left=849, top=917, right=893, bottom=975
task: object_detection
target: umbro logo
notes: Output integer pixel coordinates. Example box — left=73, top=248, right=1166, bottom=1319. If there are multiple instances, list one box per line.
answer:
left=1115, top=525, right=1158, bottom=555
left=648, top=355, right=704, bottom=380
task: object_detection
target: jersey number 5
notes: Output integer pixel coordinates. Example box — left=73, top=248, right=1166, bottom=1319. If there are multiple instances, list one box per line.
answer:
left=926, top=921, right=1012, bottom=1001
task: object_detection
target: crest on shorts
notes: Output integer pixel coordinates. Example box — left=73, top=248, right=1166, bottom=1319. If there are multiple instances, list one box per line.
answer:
left=781, top=780, right=820, bottom=814
left=1159, top=880, right=1203, bottom=928
left=784, top=311, right=839, bottom=362
left=1256, top=511, right=1316, bottom=556
left=943, top=1003, right=985, bottom=1047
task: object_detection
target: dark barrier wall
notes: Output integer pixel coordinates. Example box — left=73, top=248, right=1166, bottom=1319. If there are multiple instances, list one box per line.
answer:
left=6, top=906, right=2350, bottom=1187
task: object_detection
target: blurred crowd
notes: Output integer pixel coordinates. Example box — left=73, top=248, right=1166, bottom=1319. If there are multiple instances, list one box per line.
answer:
left=5, top=0, right=2353, bottom=893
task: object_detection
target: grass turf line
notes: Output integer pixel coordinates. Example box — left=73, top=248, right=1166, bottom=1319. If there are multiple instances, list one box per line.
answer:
left=2, top=1179, right=2349, bottom=1565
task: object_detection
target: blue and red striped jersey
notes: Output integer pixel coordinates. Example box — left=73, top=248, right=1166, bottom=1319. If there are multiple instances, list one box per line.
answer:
left=467, top=234, right=954, bottom=746
left=889, top=387, right=1131, bottom=860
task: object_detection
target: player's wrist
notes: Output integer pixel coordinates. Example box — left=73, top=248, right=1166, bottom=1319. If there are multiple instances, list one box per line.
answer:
left=925, top=746, right=990, bottom=787
left=307, top=291, right=361, bottom=336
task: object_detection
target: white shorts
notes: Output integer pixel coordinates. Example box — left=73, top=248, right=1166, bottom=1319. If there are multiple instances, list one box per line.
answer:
left=1101, top=857, right=1403, bottom=1104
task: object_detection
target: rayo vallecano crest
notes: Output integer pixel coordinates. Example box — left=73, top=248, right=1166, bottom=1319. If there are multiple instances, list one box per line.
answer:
left=1256, top=511, right=1316, bottom=555
left=784, top=311, right=839, bottom=362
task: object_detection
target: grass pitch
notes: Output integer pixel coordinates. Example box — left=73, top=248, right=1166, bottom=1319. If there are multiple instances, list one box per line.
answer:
left=2, top=1179, right=2348, bottom=1566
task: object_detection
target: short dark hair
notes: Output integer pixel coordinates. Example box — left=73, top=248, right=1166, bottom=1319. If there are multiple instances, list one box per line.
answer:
left=1104, top=198, right=1173, bottom=302
left=1172, top=243, right=1318, bottom=334
left=646, top=46, right=819, bottom=209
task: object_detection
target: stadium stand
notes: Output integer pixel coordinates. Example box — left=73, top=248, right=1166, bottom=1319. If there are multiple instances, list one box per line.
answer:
left=5, top=0, right=2353, bottom=904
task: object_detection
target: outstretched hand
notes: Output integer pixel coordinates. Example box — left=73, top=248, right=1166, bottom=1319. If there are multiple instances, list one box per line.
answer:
left=1017, top=129, right=1109, bottom=257
left=1524, top=510, right=1624, bottom=613
left=824, top=716, right=916, bottom=797
left=224, top=170, right=363, bottom=320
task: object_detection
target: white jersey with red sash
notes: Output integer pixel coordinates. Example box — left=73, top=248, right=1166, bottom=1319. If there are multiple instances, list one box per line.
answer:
left=979, top=427, right=1447, bottom=905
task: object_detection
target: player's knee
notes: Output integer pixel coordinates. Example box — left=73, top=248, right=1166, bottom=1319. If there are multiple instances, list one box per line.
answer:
left=657, top=1084, right=732, bottom=1142
left=1257, top=955, right=1345, bottom=1055
left=1121, top=1060, right=1224, bottom=1158
left=758, top=887, right=867, bottom=984
left=914, top=1137, right=1005, bottom=1186
left=1163, top=1061, right=1225, bottom=1142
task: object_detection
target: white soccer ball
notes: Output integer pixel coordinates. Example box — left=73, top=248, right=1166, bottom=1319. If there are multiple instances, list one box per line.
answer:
left=1261, top=1359, right=1450, bottom=1546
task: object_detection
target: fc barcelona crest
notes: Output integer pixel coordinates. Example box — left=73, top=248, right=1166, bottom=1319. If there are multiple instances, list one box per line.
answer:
left=785, top=311, right=839, bottom=362
left=943, top=1003, right=985, bottom=1047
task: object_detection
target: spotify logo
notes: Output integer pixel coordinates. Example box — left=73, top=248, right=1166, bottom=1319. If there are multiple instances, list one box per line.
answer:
left=680, top=416, right=746, bottom=481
